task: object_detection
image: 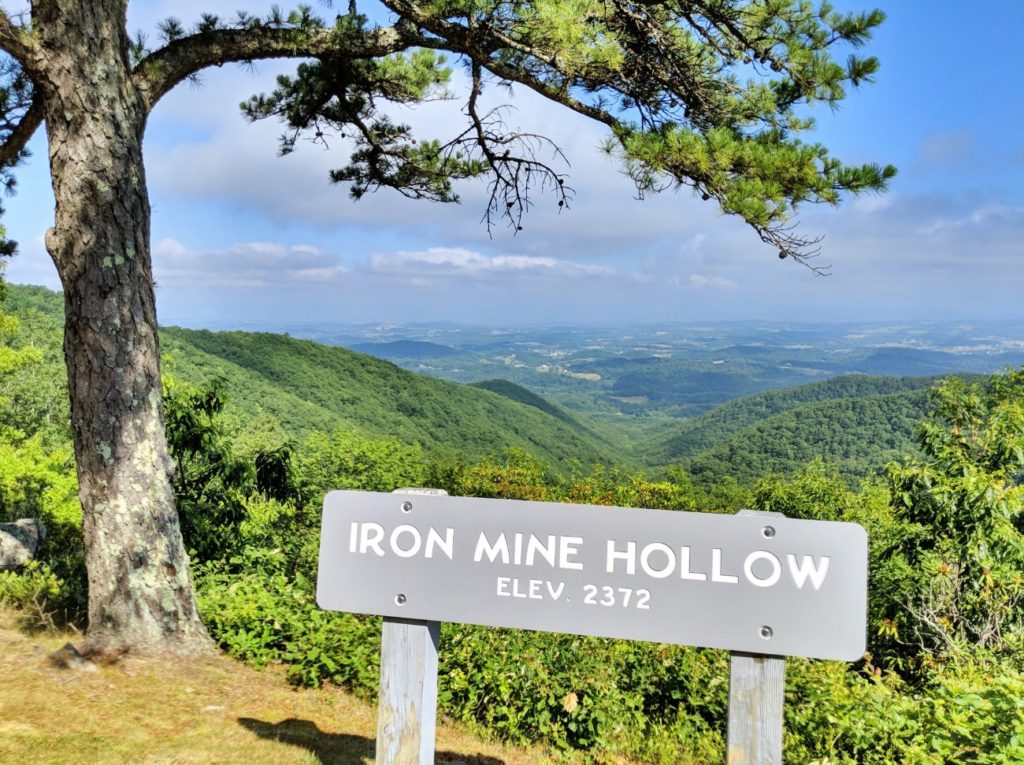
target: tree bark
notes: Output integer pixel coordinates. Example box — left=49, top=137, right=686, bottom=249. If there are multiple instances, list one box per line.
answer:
left=35, top=0, right=211, bottom=655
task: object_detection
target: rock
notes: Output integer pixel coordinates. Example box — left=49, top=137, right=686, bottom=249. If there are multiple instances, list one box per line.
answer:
left=0, top=519, right=46, bottom=571
left=50, top=642, right=99, bottom=673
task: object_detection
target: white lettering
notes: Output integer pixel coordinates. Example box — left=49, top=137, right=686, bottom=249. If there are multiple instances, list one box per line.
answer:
left=389, top=525, right=422, bottom=558
left=349, top=522, right=358, bottom=553
left=546, top=581, right=566, bottom=600
left=496, top=576, right=511, bottom=597
left=528, top=579, right=543, bottom=599
left=787, top=554, right=831, bottom=590
left=424, top=527, right=455, bottom=560
left=525, top=535, right=557, bottom=567
left=559, top=536, right=584, bottom=571
left=606, top=540, right=636, bottom=575
left=679, top=546, right=708, bottom=581
left=640, top=542, right=676, bottom=579
left=358, top=522, right=385, bottom=556
left=474, top=532, right=510, bottom=564
left=744, top=550, right=782, bottom=588
left=711, top=548, right=739, bottom=583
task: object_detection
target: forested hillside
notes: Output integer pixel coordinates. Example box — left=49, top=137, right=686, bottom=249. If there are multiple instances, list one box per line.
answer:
left=164, top=328, right=620, bottom=470
left=645, top=375, right=938, bottom=483
left=3, top=285, right=618, bottom=471
left=470, top=378, right=590, bottom=428
left=0, top=284, right=963, bottom=483
left=680, top=390, right=930, bottom=485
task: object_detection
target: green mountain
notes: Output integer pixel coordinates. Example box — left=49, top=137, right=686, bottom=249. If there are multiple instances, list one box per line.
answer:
left=646, top=374, right=937, bottom=464
left=3, top=283, right=967, bottom=484
left=681, top=390, right=929, bottom=485
left=161, top=327, right=620, bottom=470
left=349, top=339, right=471, bottom=361
left=470, top=378, right=589, bottom=428
left=3, top=284, right=618, bottom=471
left=645, top=377, right=938, bottom=485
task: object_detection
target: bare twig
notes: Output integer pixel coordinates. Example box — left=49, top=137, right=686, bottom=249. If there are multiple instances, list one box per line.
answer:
left=464, top=61, right=571, bottom=234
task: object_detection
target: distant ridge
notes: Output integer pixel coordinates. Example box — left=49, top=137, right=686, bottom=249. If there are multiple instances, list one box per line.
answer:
left=349, top=339, right=470, bottom=360
left=6, top=282, right=997, bottom=485
left=644, top=375, right=943, bottom=484
left=647, top=374, right=938, bottom=464
left=160, top=327, right=618, bottom=471
left=0, top=284, right=618, bottom=471
left=470, top=379, right=586, bottom=428
left=647, top=374, right=937, bottom=462
left=680, top=390, right=930, bottom=485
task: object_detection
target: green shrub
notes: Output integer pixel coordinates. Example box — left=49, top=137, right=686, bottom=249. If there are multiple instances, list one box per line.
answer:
left=194, top=547, right=382, bottom=692
left=0, top=561, right=64, bottom=628
left=784, top=657, right=1024, bottom=764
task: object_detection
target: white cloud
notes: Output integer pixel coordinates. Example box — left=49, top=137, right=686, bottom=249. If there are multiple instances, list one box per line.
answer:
left=366, top=247, right=614, bottom=279
left=145, top=236, right=622, bottom=324
left=687, top=273, right=737, bottom=289
left=852, top=194, right=895, bottom=214
left=153, top=237, right=346, bottom=288
left=920, top=205, right=1024, bottom=235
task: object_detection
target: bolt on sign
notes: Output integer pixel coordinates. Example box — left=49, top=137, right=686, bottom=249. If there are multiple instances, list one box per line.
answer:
left=317, top=491, right=868, bottom=660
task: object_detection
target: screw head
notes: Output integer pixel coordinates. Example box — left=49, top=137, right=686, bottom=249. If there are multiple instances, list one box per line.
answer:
left=395, top=594, right=407, bottom=606
left=759, top=625, right=773, bottom=639
left=401, top=501, right=413, bottom=513
left=762, top=525, right=776, bottom=539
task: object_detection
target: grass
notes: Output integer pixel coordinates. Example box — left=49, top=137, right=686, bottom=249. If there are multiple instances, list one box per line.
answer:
left=0, top=611, right=561, bottom=765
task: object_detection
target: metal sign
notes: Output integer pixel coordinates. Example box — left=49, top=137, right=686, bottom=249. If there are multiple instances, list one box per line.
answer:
left=316, top=491, right=867, bottom=661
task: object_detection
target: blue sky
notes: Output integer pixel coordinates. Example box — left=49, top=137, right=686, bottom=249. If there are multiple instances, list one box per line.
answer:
left=4, top=1, right=1023, bottom=326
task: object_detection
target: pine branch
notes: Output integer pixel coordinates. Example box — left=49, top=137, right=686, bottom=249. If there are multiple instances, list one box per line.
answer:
left=134, top=22, right=423, bottom=112
left=0, top=89, right=41, bottom=169
left=250, top=1, right=892, bottom=268
left=382, top=1, right=620, bottom=128
left=0, top=9, right=35, bottom=65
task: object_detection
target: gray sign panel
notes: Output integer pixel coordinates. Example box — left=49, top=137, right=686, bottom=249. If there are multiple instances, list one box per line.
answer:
left=316, top=491, right=867, bottom=660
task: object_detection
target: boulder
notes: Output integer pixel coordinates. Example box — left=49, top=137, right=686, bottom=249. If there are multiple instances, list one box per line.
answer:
left=0, top=519, right=47, bottom=571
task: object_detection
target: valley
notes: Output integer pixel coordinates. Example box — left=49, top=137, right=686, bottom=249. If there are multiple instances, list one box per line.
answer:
left=9, top=283, right=1024, bottom=486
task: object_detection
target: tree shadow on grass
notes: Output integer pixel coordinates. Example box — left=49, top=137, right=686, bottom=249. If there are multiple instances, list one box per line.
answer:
left=238, top=717, right=506, bottom=764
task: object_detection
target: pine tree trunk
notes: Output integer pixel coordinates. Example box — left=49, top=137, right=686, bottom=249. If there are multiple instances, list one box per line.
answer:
left=36, top=1, right=211, bottom=655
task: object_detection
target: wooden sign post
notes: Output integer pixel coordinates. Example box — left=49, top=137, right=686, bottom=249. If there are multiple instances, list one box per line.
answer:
left=727, top=652, right=785, bottom=765
left=374, top=489, right=446, bottom=765
left=726, top=509, right=786, bottom=765
left=376, top=617, right=440, bottom=765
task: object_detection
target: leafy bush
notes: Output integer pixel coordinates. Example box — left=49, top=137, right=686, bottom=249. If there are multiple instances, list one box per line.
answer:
left=194, top=547, right=382, bottom=692
left=784, top=657, right=1024, bottom=764
left=0, top=561, right=65, bottom=629
left=0, top=435, right=86, bottom=619
left=883, top=370, right=1024, bottom=659
left=449, top=448, right=552, bottom=501
left=295, top=429, right=429, bottom=498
